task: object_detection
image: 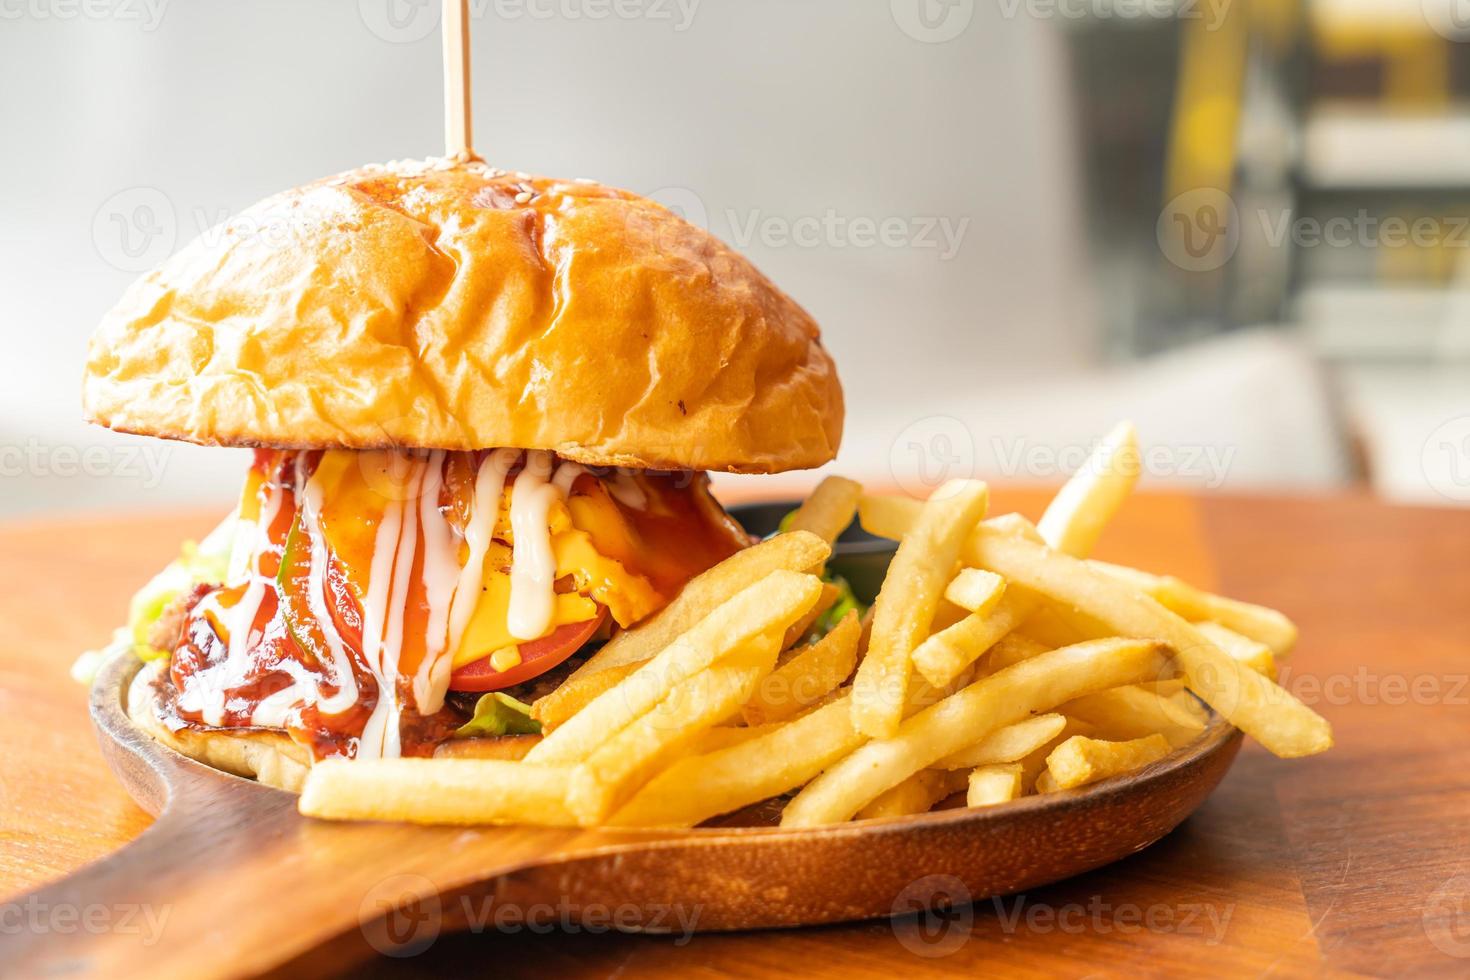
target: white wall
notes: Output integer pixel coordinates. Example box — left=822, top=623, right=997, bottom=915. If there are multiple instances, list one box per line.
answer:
left=3, top=1, right=1093, bottom=516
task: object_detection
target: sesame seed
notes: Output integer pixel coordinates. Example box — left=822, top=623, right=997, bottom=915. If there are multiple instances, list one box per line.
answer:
left=515, top=192, right=533, bottom=204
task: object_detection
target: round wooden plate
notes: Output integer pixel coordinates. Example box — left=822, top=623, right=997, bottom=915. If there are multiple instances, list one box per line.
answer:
left=2, top=512, right=1243, bottom=978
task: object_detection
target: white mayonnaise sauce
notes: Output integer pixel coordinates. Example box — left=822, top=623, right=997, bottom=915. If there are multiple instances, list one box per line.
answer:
left=412, top=451, right=461, bottom=714
left=181, top=479, right=287, bottom=727
left=444, top=448, right=517, bottom=664
left=293, top=454, right=360, bottom=718
left=607, top=470, right=648, bottom=510
left=508, top=451, right=560, bottom=641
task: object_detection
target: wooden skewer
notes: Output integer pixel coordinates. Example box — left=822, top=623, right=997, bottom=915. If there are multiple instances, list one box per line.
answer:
left=442, top=0, right=479, bottom=162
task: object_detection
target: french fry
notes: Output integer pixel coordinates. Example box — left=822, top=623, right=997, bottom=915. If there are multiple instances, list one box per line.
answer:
left=744, top=611, right=860, bottom=725
left=782, top=582, right=840, bottom=650
left=851, top=480, right=990, bottom=738
left=859, top=498, right=1041, bottom=546
left=1014, top=607, right=1092, bottom=649
left=944, top=569, right=1006, bottom=614
left=609, top=695, right=866, bottom=828
left=1062, top=686, right=1204, bottom=748
left=856, top=769, right=968, bottom=820
left=933, top=712, right=1067, bottom=769
left=1087, top=560, right=1298, bottom=655
left=786, top=476, right=863, bottom=551
left=964, top=527, right=1331, bottom=758
left=537, top=531, right=831, bottom=725
left=966, top=763, right=1023, bottom=807
left=983, top=632, right=1051, bottom=673
left=782, top=638, right=1172, bottom=827
left=530, top=661, right=640, bottom=731
left=525, top=570, right=822, bottom=766
left=1036, top=421, right=1141, bottom=558
left=691, top=723, right=784, bottom=754
left=911, top=590, right=1032, bottom=688
left=1195, top=621, right=1277, bottom=678
left=1040, top=734, right=1172, bottom=792
left=299, top=758, right=578, bottom=826
left=565, top=635, right=779, bottom=823
left=1018, top=718, right=1096, bottom=791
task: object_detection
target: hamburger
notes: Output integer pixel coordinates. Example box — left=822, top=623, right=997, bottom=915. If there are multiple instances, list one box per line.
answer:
left=80, top=158, right=843, bottom=792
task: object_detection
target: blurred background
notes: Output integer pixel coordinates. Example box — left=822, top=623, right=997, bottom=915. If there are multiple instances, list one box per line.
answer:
left=3, top=0, right=1469, bottom=516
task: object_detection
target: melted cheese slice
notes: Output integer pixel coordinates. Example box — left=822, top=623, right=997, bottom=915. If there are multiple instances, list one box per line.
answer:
left=308, top=449, right=664, bottom=666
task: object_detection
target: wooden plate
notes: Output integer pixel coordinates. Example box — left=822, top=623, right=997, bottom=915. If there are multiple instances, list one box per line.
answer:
left=1, top=510, right=1243, bottom=978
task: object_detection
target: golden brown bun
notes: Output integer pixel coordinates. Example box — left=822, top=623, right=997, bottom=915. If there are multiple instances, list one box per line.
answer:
left=127, top=661, right=310, bottom=793
left=83, top=159, right=844, bottom=473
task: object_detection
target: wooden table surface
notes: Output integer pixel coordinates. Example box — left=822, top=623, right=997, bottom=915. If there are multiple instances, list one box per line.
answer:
left=2, top=488, right=1467, bottom=978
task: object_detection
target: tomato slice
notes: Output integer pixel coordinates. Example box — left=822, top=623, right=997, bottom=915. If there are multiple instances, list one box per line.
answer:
left=448, top=606, right=608, bottom=692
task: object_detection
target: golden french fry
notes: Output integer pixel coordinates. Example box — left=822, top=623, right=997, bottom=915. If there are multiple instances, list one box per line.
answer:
left=857, top=494, right=920, bottom=541
left=856, top=769, right=968, bottom=820
left=1195, top=621, right=1277, bottom=678
left=1042, top=733, right=1172, bottom=791
left=1019, top=717, right=1096, bottom=791
left=851, top=480, right=990, bottom=738
left=1036, top=421, right=1141, bottom=558
left=609, top=695, right=866, bottom=828
left=1062, top=685, right=1204, bottom=748
left=525, top=570, right=822, bottom=766
left=1168, top=689, right=1210, bottom=726
left=963, top=527, right=1332, bottom=758
left=565, top=634, right=779, bottom=824
left=1087, top=560, right=1298, bottom=656
left=691, top=723, right=785, bottom=754
left=552, top=530, right=831, bottom=686
left=744, top=611, right=860, bottom=725
left=944, top=569, right=1006, bottom=614
left=299, top=758, right=578, bottom=826
left=782, top=582, right=840, bottom=650
left=1014, top=607, right=1092, bottom=649
left=911, top=590, right=1032, bottom=688
left=966, top=763, right=1023, bottom=807
left=983, top=632, right=1051, bottom=673
left=782, top=638, right=1172, bottom=827
left=859, top=498, right=1041, bottom=545
left=983, top=512, right=1046, bottom=543
left=787, top=476, right=863, bottom=548
left=933, top=712, right=1067, bottom=769
left=530, top=660, right=640, bottom=731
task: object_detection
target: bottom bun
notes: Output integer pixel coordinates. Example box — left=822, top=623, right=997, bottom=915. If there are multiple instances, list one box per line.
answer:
left=128, top=660, right=312, bottom=793
left=126, top=660, right=536, bottom=791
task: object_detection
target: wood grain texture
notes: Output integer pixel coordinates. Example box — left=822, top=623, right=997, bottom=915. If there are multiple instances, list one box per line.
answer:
left=2, top=489, right=1468, bottom=977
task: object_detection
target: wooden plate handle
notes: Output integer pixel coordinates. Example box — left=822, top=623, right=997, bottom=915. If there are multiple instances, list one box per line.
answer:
left=0, top=654, right=573, bottom=978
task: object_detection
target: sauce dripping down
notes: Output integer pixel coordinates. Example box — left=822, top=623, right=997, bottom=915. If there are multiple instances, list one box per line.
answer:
left=166, top=449, right=748, bottom=760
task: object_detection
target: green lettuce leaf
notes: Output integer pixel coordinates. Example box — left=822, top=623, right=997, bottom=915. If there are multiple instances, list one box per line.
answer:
left=455, top=692, right=542, bottom=738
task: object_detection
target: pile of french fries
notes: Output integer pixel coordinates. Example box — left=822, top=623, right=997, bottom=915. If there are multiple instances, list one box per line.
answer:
left=299, top=423, right=1331, bottom=829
